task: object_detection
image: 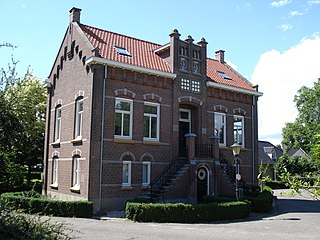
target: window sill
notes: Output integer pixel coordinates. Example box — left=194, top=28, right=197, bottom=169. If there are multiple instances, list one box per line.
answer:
left=49, top=183, right=58, bottom=189
left=69, top=186, right=80, bottom=193
left=143, top=140, right=161, bottom=145
left=51, top=141, right=60, bottom=147
left=114, top=138, right=134, bottom=144
left=71, top=137, right=82, bottom=144
left=121, top=186, right=134, bottom=191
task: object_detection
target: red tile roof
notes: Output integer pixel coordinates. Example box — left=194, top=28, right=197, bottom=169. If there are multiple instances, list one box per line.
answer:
left=80, top=24, right=172, bottom=73
left=206, top=58, right=255, bottom=91
left=80, top=24, right=255, bottom=92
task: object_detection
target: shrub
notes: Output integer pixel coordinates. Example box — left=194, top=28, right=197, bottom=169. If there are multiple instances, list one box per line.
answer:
left=0, top=191, right=93, bottom=218
left=126, top=201, right=251, bottom=223
left=245, top=190, right=273, bottom=213
left=0, top=209, right=74, bottom=240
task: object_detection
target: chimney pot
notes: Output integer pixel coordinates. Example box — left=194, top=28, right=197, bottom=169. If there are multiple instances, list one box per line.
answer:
left=215, top=50, right=225, bottom=63
left=69, top=7, right=82, bottom=23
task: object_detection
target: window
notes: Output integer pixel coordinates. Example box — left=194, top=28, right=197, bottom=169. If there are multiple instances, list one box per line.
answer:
left=181, top=79, right=200, bottom=93
left=234, top=115, right=244, bottom=147
left=54, top=106, right=62, bottom=142
left=114, top=46, right=131, bottom=57
left=217, top=71, right=232, bottom=80
left=51, top=157, right=58, bottom=187
left=122, top=161, right=131, bottom=186
left=143, top=103, right=160, bottom=141
left=142, top=162, right=151, bottom=187
left=115, top=98, right=133, bottom=139
left=75, top=98, right=83, bottom=139
left=214, top=112, right=226, bottom=146
left=191, top=80, right=200, bottom=92
left=72, top=157, right=80, bottom=189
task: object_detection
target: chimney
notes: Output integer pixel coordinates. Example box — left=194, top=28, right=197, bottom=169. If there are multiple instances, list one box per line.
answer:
left=215, top=50, right=225, bottom=63
left=69, top=7, right=82, bottom=23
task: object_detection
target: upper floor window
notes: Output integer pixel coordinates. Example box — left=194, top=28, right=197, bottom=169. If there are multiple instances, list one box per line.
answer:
left=234, top=115, right=244, bottom=147
left=122, top=161, right=132, bottom=187
left=181, top=79, right=200, bottom=93
left=54, top=106, right=62, bottom=142
left=143, top=102, right=160, bottom=141
left=214, top=112, right=226, bottom=146
left=115, top=98, right=133, bottom=139
left=75, top=98, right=83, bottom=139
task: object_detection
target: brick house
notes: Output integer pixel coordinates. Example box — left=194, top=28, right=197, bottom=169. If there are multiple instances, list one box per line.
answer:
left=43, top=7, right=262, bottom=212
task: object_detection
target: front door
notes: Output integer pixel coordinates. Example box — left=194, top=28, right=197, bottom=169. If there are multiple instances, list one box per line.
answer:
left=179, top=109, right=191, bottom=154
left=197, top=166, right=209, bottom=202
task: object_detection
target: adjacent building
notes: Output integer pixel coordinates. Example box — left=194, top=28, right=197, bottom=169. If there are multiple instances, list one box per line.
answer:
left=43, top=8, right=263, bottom=212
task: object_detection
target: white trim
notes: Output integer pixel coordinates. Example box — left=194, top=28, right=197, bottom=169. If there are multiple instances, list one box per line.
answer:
left=86, top=56, right=176, bottom=79
left=153, top=43, right=170, bottom=53
left=114, top=98, right=133, bottom=139
left=122, top=161, right=132, bottom=187
left=75, top=98, right=84, bottom=139
left=234, top=115, right=245, bottom=148
left=143, top=102, right=160, bottom=142
left=72, top=156, right=81, bottom=188
left=214, top=112, right=226, bottom=146
left=52, top=157, right=58, bottom=186
left=142, top=161, right=151, bottom=187
left=54, top=106, right=62, bottom=142
left=207, top=81, right=263, bottom=96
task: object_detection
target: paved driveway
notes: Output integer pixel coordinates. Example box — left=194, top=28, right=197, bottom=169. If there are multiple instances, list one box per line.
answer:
left=54, top=190, right=320, bottom=240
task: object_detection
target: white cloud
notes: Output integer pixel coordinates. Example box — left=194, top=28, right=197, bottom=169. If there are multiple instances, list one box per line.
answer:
left=277, top=24, right=293, bottom=32
left=308, top=0, right=320, bottom=4
left=270, top=0, right=291, bottom=7
left=251, top=34, right=320, bottom=145
left=225, top=60, right=238, bottom=71
left=289, top=10, right=304, bottom=16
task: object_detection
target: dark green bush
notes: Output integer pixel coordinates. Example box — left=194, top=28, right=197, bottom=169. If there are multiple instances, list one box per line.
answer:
left=126, top=201, right=251, bottom=223
left=0, top=191, right=93, bottom=218
left=245, top=190, right=273, bottom=213
left=202, top=195, right=236, bottom=203
left=0, top=209, right=74, bottom=240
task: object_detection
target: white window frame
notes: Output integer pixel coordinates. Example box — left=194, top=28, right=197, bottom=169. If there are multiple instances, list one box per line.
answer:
left=72, top=157, right=80, bottom=189
left=75, top=98, right=84, bottom=139
left=122, top=161, right=132, bottom=187
left=234, top=115, right=244, bottom=147
left=179, top=108, right=191, bottom=133
left=114, top=98, right=133, bottom=139
left=54, top=106, right=62, bottom=142
left=142, top=161, right=151, bottom=187
left=143, top=102, right=160, bottom=141
left=51, top=157, right=58, bottom=187
left=214, top=112, right=226, bottom=146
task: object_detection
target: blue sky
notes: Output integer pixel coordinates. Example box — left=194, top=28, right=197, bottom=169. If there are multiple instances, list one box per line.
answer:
left=1, top=0, right=320, bottom=145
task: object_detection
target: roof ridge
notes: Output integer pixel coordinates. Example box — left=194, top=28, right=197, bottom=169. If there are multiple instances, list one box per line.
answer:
left=80, top=23, right=162, bottom=48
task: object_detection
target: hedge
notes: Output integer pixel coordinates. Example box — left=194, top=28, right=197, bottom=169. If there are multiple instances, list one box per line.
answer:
left=126, top=201, right=251, bottom=223
left=0, top=191, right=93, bottom=218
left=245, top=190, right=273, bottom=213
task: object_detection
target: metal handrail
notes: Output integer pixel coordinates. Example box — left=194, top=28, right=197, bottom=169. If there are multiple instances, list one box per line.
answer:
left=195, top=143, right=213, bottom=158
left=219, top=151, right=250, bottom=189
left=147, top=148, right=189, bottom=197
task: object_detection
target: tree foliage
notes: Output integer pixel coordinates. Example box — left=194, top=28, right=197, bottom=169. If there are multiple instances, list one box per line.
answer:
left=282, top=79, right=320, bottom=154
left=0, top=57, right=46, bottom=190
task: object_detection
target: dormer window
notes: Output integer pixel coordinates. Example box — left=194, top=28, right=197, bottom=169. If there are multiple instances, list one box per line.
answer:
left=114, top=46, right=131, bottom=57
left=217, top=71, right=232, bottom=80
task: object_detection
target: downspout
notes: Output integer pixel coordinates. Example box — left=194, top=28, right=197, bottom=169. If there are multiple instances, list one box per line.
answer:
left=43, top=81, right=52, bottom=195
left=252, top=95, right=255, bottom=185
left=98, top=64, right=107, bottom=212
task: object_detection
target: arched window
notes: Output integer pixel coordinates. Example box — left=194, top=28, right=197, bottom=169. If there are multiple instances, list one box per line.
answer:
left=51, top=157, right=58, bottom=188
left=74, top=97, right=84, bottom=139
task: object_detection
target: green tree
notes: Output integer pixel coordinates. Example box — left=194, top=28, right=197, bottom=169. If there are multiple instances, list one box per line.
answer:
left=0, top=58, right=46, bottom=190
left=282, top=79, right=320, bottom=154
